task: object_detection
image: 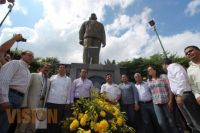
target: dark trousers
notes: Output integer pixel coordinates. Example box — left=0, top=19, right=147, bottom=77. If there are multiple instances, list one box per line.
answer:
left=46, top=102, right=66, bottom=133
left=140, top=102, right=161, bottom=133
left=120, top=104, right=136, bottom=128
left=178, top=92, right=200, bottom=133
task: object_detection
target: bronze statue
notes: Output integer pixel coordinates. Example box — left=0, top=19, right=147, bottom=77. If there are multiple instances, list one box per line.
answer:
left=79, top=13, right=106, bottom=64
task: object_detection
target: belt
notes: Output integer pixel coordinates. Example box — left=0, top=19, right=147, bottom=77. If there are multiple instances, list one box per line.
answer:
left=139, top=100, right=152, bottom=104
left=183, top=91, right=192, bottom=94
left=9, top=89, right=24, bottom=97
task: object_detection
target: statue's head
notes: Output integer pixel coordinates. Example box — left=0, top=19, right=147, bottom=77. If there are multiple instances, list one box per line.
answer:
left=89, top=13, right=97, bottom=20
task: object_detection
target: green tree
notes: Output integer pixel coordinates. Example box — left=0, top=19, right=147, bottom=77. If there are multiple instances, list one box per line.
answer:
left=118, top=53, right=189, bottom=81
left=104, top=59, right=116, bottom=65
left=39, top=57, right=60, bottom=76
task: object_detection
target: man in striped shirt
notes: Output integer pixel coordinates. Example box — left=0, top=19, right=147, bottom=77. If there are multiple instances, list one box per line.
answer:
left=0, top=50, right=34, bottom=133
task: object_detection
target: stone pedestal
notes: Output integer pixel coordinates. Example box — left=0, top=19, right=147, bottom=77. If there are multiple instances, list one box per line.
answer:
left=70, top=63, right=121, bottom=90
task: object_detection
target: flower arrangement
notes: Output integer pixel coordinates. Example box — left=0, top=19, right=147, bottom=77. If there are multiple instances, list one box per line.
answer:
left=62, top=89, right=135, bottom=133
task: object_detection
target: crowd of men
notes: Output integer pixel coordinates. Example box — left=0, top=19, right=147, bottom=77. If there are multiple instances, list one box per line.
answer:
left=0, top=34, right=200, bottom=133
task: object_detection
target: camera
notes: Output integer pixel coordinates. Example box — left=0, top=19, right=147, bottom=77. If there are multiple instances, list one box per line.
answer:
left=20, top=37, right=27, bottom=42
left=16, top=37, right=26, bottom=42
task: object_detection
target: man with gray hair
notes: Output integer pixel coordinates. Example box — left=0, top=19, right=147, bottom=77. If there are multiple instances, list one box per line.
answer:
left=79, top=13, right=106, bottom=64
left=0, top=50, right=34, bottom=133
left=134, top=73, right=160, bottom=133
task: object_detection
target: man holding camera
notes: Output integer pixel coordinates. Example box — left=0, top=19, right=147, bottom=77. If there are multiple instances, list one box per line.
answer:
left=0, top=50, right=33, bottom=133
left=0, top=34, right=26, bottom=66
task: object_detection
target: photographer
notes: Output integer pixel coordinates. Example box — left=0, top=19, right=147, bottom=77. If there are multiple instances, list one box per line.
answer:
left=0, top=34, right=26, bottom=65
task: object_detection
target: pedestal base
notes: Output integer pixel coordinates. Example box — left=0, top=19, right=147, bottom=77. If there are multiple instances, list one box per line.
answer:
left=70, top=63, right=121, bottom=90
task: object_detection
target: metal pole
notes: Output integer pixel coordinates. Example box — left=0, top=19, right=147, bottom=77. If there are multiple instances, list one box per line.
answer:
left=153, top=26, right=168, bottom=58
left=0, top=4, right=14, bottom=28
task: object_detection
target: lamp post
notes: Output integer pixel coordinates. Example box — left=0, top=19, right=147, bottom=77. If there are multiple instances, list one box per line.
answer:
left=0, top=3, right=14, bottom=28
left=148, top=20, right=168, bottom=58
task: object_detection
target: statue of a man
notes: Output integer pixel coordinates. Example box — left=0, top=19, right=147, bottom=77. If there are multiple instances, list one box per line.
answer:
left=79, top=13, right=106, bottom=64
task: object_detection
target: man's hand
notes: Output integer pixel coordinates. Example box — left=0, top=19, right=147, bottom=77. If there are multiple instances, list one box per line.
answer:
left=196, top=96, right=200, bottom=105
left=134, top=103, right=140, bottom=111
left=175, top=96, right=184, bottom=107
left=167, top=101, right=174, bottom=112
left=102, top=44, right=105, bottom=48
left=79, top=40, right=83, bottom=45
left=12, top=34, right=24, bottom=42
left=0, top=102, right=10, bottom=111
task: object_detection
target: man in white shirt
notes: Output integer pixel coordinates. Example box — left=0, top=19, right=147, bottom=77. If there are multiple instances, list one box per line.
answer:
left=46, top=64, right=72, bottom=133
left=134, top=73, right=160, bottom=133
left=0, top=50, right=34, bottom=133
left=101, top=73, right=121, bottom=104
left=184, top=45, right=200, bottom=105
left=162, top=58, right=200, bottom=132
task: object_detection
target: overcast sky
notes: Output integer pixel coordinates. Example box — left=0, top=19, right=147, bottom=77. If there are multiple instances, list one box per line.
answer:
left=0, top=0, right=200, bottom=64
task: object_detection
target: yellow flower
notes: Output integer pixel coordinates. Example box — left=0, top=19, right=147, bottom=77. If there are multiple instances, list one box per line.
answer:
left=99, top=119, right=109, bottom=131
left=100, top=110, right=106, bottom=117
left=80, top=117, right=87, bottom=126
left=78, top=113, right=84, bottom=120
left=96, top=99, right=104, bottom=106
left=83, top=114, right=88, bottom=121
left=116, top=117, right=124, bottom=126
left=104, top=104, right=110, bottom=111
left=113, top=110, right=119, bottom=116
left=70, top=119, right=79, bottom=131
left=94, top=123, right=101, bottom=132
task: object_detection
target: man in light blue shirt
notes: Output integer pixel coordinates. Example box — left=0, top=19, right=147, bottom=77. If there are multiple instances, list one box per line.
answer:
left=71, top=68, right=93, bottom=102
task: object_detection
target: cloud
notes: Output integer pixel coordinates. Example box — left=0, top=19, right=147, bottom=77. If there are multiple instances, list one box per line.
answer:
left=185, top=0, right=200, bottom=16
left=143, top=31, right=200, bottom=59
left=106, top=0, right=136, bottom=9
left=1, top=0, right=200, bottom=65
left=101, top=7, right=152, bottom=62
left=0, top=0, right=136, bottom=63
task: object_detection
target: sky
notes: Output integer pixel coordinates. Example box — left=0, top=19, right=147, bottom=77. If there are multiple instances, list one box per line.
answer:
left=0, top=0, right=200, bottom=64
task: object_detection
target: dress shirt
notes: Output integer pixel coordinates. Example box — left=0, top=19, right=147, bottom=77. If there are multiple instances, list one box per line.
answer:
left=101, top=83, right=121, bottom=103
left=167, top=63, right=192, bottom=96
left=0, top=59, right=31, bottom=103
left=71, top=78, right=93, bottom=101
left=187, top=61, right=200, bottom=98
left=135, top=81, right=152, bottom=102
left=148, top=78, right=169, bottom=104
left=47, top=74, right=72, bottom=104
left=119, top=82, right=139, bottom=104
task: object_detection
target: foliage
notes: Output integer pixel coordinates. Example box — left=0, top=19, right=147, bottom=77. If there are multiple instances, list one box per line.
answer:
left=10, top=49, right=60, bottom=75
left=62, top=89, right=135, bottom=133
left=39, top=57, right=60, bottom=76
left=118, top=53, right=189, bottom=81
left=104, top=59, right=116, bottom=65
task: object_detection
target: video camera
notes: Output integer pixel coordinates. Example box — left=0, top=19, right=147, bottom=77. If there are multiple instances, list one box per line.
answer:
left=20, top=37, right=27, bottom=42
